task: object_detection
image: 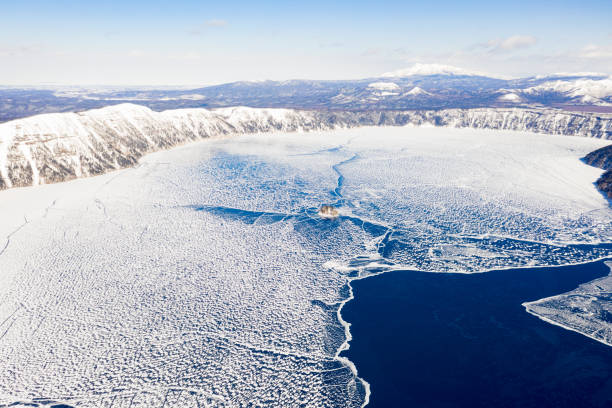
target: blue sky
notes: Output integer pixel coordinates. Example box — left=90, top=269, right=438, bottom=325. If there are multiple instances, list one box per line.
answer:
left=1, top=0, right=611, bottom=85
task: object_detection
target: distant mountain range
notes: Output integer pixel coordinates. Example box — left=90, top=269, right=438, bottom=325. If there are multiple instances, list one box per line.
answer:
left=1, top=65, right=611, bottom=123
left=1, top=65, right=611, bottom=197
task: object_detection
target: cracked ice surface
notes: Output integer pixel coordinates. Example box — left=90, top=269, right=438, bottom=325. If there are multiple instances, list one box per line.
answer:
left=0, top=126, right=611, bottom=407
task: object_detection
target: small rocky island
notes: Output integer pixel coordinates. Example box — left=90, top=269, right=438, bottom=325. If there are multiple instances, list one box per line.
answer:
left=319, top=205, right=339, bottom=219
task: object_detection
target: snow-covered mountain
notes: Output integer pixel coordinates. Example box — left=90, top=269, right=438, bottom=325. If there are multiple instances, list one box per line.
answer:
left=380, top=63, right=500, bottom=78
left=1, top=103, right=611, bottom=191
left=406, top=86, right=431, bottom=96
left=522, top=77, right=612, bottom=106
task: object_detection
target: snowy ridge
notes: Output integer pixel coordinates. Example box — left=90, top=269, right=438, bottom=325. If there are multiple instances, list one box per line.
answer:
left=1, top=104, right=611, bottom=190
left=523, top=77, right=612, bottom=105
left=0, top=104, right=330, bottom=190
left=380, top=63, right=501, bottom=78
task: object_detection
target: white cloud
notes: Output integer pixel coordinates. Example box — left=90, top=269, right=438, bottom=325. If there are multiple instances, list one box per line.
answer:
left=170, top=52, right=203, bottom=61
left=485, top=35, right=537, bottom=52
left=361, top=47, right=383, bottom=57
left=318, top=41, right=344, bottom=48
left=0, top=44, right=43, bottom=57
left=127, top=49, right=147, bottom=57
left=188, top=19, right=228, bottom=35
left=580, top=44, right=612, bottom=59
left=205, top=19, right=228, bottom=28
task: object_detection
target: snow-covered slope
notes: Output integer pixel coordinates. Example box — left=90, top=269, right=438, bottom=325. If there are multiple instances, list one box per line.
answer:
left=1, top=104, right=611, bottom=190
left=0, top=104, right=326, bottom=190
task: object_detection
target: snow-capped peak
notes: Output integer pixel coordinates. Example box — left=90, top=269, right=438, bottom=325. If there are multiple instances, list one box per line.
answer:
left=381, top=63, right=501, bottom=78
left=406, top=86, right=430, bottom=96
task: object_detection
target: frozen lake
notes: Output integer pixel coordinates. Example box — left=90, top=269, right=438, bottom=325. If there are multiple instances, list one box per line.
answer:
left=0, top=126, right=610, bottom=407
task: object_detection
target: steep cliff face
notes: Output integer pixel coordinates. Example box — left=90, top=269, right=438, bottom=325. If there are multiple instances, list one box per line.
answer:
left=1, top=104, right=611, bottom=190
left=0, top=105, right=328, bottom=190
left=424, top=109, right=612, bottom=138
left=583, top=144, right=612, bottom=198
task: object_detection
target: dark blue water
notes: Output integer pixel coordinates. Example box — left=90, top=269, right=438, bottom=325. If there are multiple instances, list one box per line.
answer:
left=342, top=260, right=612, bottom=408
